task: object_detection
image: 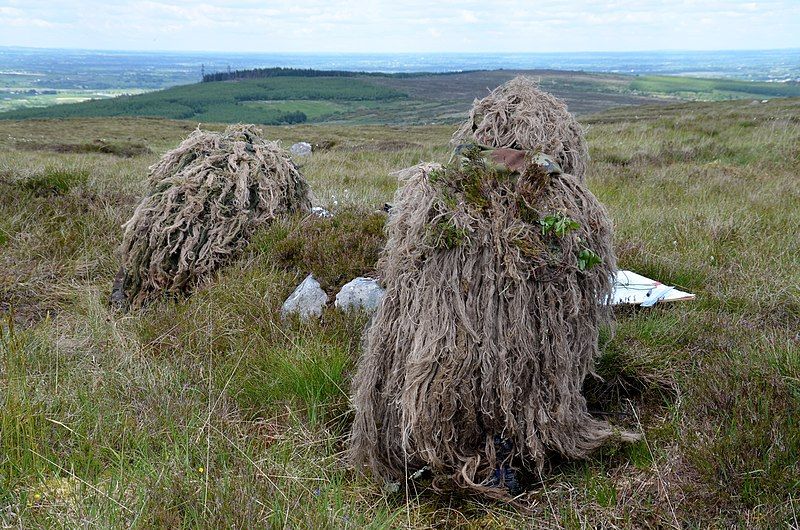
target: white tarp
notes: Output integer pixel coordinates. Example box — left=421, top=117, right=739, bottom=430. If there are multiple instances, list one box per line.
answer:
left=611, top=270, right=695, bottom=307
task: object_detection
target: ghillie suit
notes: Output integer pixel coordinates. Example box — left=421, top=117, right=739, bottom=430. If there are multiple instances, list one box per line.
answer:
left=349, top=146, right=636, bottom=499
left=114, top=124, right=312, bottom=308
left=451, top=76, right=590, bottom=180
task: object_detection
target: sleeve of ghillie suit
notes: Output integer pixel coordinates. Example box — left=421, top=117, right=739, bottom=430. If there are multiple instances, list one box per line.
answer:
left=348, top=162, right=443, bottom=482
left=526, top=169, right=629, bottom=464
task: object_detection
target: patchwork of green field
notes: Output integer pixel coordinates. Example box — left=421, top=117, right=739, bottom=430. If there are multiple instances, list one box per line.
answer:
left=0, top=73, right=39, bottom=90
left=630, top=75, right=800, bottom=100
left=0, top=98, right=798, bottom=528
left=0, top=88, right=149, bottom=113
left=241, top=99, right=346, bottom=120
left=0, top=77, right=405, bottom=124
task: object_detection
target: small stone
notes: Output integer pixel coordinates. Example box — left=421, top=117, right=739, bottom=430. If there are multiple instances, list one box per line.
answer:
left=281, top=274, right=327, bottom=318
left=335, top=277, right=385, bottom=313
left=290, top=142, right=312, bottom=157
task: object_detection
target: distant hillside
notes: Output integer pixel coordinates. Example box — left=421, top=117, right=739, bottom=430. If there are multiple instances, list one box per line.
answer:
left=628, top=75, right=800, bottom=99
left=0, top=76, right=407, bottom=124
left=3, top=68, right=799, bottom=125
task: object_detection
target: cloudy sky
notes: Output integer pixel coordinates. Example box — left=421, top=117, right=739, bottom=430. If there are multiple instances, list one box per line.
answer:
left=0, top=0, right=798, bottom=53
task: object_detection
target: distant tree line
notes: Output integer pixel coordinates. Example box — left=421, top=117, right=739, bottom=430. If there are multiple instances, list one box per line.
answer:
left=203, top=67, right=362, bottom=82
left=202, top=67, right=482, bottom=83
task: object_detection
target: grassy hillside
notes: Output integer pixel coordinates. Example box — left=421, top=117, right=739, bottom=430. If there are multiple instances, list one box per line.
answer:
left=4, top=69, right=800, bottom=125
left=0, top=98, right=799, bottom=528
left=629, top=75, right=800, bottom=100
left=0, top=77, right=406, bottom=124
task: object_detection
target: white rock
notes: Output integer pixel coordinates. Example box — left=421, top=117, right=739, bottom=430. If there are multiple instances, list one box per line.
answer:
left=335, top=277, right=385, bottom=313
left=281, top=274, right=327, bottom=318
left=290, top=142, right=312, bottom=157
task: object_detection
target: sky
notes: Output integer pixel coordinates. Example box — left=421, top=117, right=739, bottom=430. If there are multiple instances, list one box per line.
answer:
left=0, top=0, right=798, bottom=53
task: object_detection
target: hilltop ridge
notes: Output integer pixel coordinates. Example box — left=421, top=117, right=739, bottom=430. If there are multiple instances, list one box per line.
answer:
left=2, top=68, right=800, bottom=125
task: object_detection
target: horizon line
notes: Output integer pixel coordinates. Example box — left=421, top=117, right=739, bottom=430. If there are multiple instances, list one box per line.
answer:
left=2, top=44, right=799, bottom=56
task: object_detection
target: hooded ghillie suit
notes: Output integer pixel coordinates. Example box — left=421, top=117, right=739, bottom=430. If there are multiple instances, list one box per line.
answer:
left=451, top=76, right=590, bottom=180
left=114, top=124, right=312, bottom=308
left=349, top=146, right=636, bottom=498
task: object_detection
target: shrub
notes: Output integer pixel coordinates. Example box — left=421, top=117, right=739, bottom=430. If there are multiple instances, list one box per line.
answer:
left=252, top=207, right=386, bottom=293
left=18, top=167, right=89, bottom=196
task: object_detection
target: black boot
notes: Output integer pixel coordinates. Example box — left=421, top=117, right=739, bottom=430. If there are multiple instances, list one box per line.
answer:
left=486, top=435, right=522, bottom=496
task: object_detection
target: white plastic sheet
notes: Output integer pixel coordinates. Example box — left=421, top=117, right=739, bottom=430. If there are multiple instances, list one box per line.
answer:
left=611, top=270, right=695, bottom=307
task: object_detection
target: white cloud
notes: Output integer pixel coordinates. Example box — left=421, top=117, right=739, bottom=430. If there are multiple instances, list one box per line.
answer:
left=0, top=6, right=25, bottom=16
left=428, top=27, right=442, bottom=39
left=460, top=10, right=479, bottom=23
left=0, top=0, right=797, bottom=52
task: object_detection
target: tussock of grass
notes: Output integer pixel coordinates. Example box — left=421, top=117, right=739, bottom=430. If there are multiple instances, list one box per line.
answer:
left=234, top=336, right=352, bottom=425
left=15, top=139, right=152, bottom=158
left=17, top=167, right=89, bottom=196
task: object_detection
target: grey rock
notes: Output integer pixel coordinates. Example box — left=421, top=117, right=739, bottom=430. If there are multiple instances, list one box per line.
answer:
left=334, top=277, right=385, bottom=313
left=281, top=274, right=327, bottom=318
left=290, top=142, right=312, bottom=157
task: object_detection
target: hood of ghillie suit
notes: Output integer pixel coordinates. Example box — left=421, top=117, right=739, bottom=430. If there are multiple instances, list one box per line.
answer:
left=451, top=76, right=589, bottom=180
left=349, top=145, right=637, bottom=501
left=115, top=124, right=312, bottom=309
